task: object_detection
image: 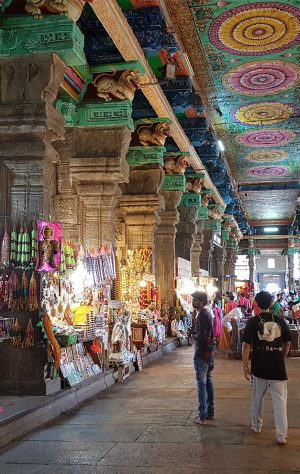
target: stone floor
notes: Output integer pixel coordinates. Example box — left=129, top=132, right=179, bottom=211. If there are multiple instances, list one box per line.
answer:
left=0, top=346, right=299, bottom=474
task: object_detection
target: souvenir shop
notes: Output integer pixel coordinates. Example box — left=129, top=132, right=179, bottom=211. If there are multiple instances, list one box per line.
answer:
left=117, top=248, right=166, bottom=353
left=0, top=218, right=167, bottom=396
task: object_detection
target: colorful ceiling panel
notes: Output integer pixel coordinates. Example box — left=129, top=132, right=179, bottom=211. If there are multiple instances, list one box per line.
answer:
left=185, top=0, right=300, bottom=223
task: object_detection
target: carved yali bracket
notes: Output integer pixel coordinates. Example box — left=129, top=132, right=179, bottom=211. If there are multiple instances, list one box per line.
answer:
left=24, top=0, right=86, bottom=21
left=201, top=189, right=213, bottom=208
left=134, top=118, right=172, bottom=147
left=208, top=203, right=225, bottom=221
left=93, top=70, right=142, bottom=102
left=186, top=178, right=205, bottom=194
left=164, top=152, right=190, bottom=175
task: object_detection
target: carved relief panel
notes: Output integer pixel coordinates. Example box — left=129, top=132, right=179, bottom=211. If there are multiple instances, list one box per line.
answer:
left=4, top=161, right=43, bottom=221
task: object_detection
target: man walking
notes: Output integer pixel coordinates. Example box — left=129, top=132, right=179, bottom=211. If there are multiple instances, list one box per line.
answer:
left=242, top=291, right=291, bottom=445
left=191, top=291, right=215, bottom=424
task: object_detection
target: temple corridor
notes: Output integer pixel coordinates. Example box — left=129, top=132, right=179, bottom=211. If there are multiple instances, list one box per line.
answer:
left=0, top=347, right=300, bottom=473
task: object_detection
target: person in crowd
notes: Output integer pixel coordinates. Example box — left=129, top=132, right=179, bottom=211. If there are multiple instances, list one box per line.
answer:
left=171, top=311, right=187, bottom=347
left=212, top=299, right=222, bottom=344
left=238, top=292, right=250, bottom=310
left=225, top=294, right=237, bottom=314
left=270, top=295, right=282, bottom=317
left=218, top=305, right=247, bottom=350
left=191, top=291, right=215, bottom=424
left=252, top=296, right=260, bottom=317
left=242, top=291, right=291, bottom=445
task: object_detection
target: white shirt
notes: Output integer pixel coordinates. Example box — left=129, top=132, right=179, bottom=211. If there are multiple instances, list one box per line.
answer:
left=171, top=319, right=185, bottom=334
left=221, top=307, right=242, bottom=331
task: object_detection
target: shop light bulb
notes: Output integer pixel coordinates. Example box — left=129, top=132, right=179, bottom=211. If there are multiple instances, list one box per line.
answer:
left=217, top=140, right=225, bottom=152
left=263, top=227, right=279, bottom=233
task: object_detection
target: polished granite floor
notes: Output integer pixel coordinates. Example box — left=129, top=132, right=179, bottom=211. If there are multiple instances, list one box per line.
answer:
left=0, top=346, right=299, bottom=474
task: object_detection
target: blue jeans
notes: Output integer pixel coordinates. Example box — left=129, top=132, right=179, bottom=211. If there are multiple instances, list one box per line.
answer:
left=194, top=357, right=214, bottom=420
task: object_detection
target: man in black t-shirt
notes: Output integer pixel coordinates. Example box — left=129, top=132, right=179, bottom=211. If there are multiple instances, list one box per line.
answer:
left=242, top=291, right=291, bottom=445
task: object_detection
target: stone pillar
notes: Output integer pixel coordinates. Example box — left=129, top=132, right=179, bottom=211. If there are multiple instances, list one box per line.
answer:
left=175, top=206, right=198, bottom=261
left=248, top=254, right=256, bottom=287
left=191, top=219, right=204, bottom=277
left=53, top=127, right=131, bottom=246
left=155, top=190, right=182, bottom=308
left=0, top=54, right=66, bottom=219
left=118, top=166, right=165, bottom=253
left=287, top=253, right=295, bottom=292
left=200, top=229, right=214, bottom=276
left=215, top=245, right=227, bottom=294
left=225, top=248, right=238, bottom=293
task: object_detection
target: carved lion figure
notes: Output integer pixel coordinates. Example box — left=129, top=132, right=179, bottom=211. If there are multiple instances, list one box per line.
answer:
left=201, top=193, right=211, bottom=208
left=93, top=70, right=141, bottom=102
left=25, top=0, right=67, bottom=18
left=186, top=178, right=204, bottom=194
left=164, top=155, right=190, bottom=175
left=137, top=122, right=171, bottom=147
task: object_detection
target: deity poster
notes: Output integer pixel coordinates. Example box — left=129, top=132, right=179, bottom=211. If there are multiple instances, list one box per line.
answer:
left=35, top=220, right=62, bottom=272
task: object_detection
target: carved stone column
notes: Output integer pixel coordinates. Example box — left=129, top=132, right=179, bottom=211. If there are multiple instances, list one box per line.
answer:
left=53, top=127, right=131, bottom=246
left=215, top=245, right=227, bottom=294
left=118, top=166, right=165, bottom=254
left=0, top=54, right=66, bottom=219
left=155, top=190, right=182, bottom=308
left=225, top=248, right=238, bottom=293
left=248, top=254, right=257, bottom=287
left=175, top=206, right=198, bottom=261
left=200, top=229, right=214, bottom=276
left=287, top=253, right=295, bottom=292
left=191, top=219, right=204, bottom=277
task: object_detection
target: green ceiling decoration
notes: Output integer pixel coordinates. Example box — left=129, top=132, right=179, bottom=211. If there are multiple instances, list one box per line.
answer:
left=187, top=0, right=300, bottom=221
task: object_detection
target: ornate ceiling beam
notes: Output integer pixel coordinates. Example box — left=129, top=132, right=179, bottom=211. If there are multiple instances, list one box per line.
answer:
left=91, top=0, right=224, bottom=206
left=243, top=235, right=295, bottom=240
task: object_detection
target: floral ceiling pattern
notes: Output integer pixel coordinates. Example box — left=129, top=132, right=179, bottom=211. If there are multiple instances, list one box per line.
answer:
left=187, top=0, right=300, bottom=221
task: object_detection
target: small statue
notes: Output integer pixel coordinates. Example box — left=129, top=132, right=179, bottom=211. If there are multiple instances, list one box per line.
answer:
left=38, top=226, right=59, bottom=271
left=201, top=193, right=211, bottom=208
left=137, top=122, right=171, bottom=147
left=25, top=0, right=67, bottom=18
left=164, top=154, right=190, bottom=175
left=93, top=70, right=141, bottom=102
left=186, top=178, right=204, bottom=194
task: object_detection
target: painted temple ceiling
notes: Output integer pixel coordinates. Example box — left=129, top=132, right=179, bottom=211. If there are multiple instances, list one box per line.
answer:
left=167, top=0, right=300, bottom=224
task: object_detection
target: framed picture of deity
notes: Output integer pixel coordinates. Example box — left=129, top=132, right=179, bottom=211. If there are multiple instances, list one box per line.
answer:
left=132, top=327, right=143, bottom=342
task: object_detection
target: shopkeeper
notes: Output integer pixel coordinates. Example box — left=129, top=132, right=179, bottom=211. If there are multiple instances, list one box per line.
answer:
left=171, top=312, right=187, bottom=347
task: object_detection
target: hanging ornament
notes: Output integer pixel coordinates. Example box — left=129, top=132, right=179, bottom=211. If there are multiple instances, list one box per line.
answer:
left=11, top=271, right=21, bottom=311
left=21, top=226, right=31, bottom=269
left=10, top=222, right=18, bottom=267
left=16, top=225, right=23, bottom=268
left=59, top=244, right=66, bottom=274
left=0, top=222, right=10, bottom=268
left=23, top=318, right=34, bottom=348
left=31, top=223, right=38, bottom=268
left=3, top=273, right=9, bottom=305
left=28, top=272, right=39, bottom=312
left=11, top=318, right=22, bottom=347
left=20, top=271, right=29, bottom=311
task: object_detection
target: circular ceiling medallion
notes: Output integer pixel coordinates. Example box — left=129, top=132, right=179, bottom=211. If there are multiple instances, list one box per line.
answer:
left=236, top=129, right=296, bottom=147
left=209, top=3, right=300, bottom=56
left=231, top=102, right=298, bottom=125
left=247, top=165, right=290, bottom=177
left=222, top=60, right=300, bottom=96
left=245, top=150, right=288, bottom=163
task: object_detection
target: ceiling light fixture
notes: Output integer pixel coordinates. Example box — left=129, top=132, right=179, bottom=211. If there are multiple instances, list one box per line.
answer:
left=263, top=227, right=279, bottom=233
left=217, top=140, right=225, bottom=152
